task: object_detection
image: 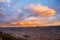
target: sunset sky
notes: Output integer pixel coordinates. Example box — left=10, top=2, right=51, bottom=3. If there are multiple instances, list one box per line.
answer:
left=0, top=0, right=60, bottom=27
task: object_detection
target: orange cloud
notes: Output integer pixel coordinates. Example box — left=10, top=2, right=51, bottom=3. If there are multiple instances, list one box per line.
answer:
left=11, top=21, right=60, bottom=27
left=24, top=4, right=56, bottom=17
left=10, top=3, right=57, bottom=27
left=10, top=17, right=50, bottom=27
left=0, top=4, right=59, bottom=27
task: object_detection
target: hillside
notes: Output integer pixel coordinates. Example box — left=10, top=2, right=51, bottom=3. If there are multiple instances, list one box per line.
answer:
left=0, top=26, right=60, bottom=40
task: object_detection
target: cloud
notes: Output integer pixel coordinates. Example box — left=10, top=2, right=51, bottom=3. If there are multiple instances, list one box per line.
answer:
left=0, top=0, right=11, bottom=3
left=24, top=4, right=56, bottom=17
left=0, top=4, right=60, bottom=27
left=9, top=4, right=58, bottom=27
left=10, top=16, right=59, bottom=27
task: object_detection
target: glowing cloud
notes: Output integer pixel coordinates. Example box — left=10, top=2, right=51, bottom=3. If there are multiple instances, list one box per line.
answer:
left=24, top=4, right=56, bottom=17
left=0, top=3, right=59, bottom=27
left=10, top=4, right=57, bottom=27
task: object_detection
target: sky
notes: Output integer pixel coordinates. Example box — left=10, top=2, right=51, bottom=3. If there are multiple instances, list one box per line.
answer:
left=0, top=0, right=60, bottom=27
